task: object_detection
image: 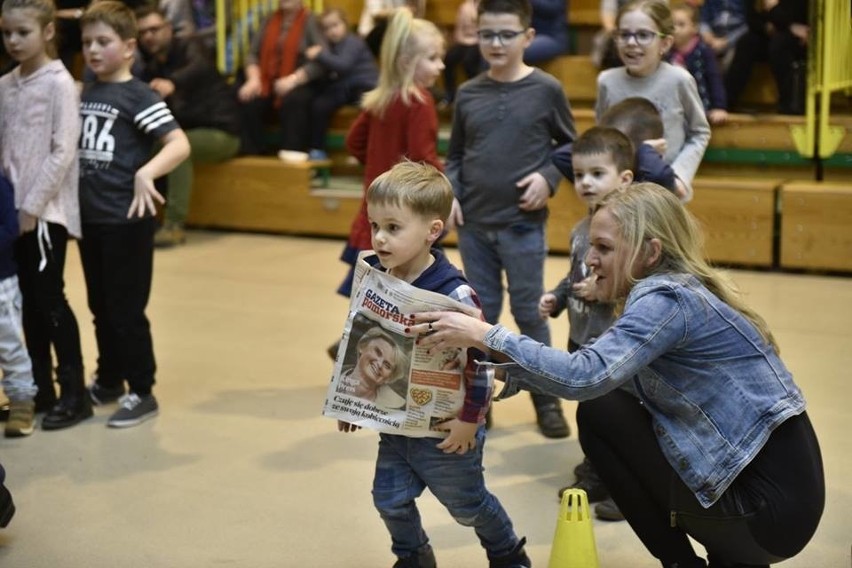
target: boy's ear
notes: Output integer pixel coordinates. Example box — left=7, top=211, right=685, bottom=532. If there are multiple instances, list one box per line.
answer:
left=522, top=27, right=535, bottom=47
left=124, top=37, right=138, bottom=60
left=427, top=219, right=444, bottom=244
left=620, top=169, right=634, bottom=184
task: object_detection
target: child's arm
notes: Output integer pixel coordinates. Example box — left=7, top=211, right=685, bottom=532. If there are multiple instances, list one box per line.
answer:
left=445, top=97, right=467, bottom=229
left=345, top=110, right=371, bottom=164
left=700, top=43, right=728, bottom=125
left=313, top=35, right=368, bottom=74
left=129, top=129, right=191, bottom=218
left=434, top=284, right=489, bottom=454
left=636, top=143, right=677, bottom=191
left=671, top=76, right=711, bottom=202
left=19, top=76, right=80, bottom=228
left=0, top=177, right=18, bottom=248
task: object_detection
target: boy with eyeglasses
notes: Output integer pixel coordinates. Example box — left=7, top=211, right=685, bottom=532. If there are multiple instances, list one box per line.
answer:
left=446, top=0, right=576, bottom=439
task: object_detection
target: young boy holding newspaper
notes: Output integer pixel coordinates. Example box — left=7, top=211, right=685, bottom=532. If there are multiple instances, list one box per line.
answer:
left=335, top=161, right=530, bottom=568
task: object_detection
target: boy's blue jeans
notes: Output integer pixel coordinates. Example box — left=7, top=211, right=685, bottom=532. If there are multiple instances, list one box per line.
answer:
left=456, top=223, right=551, bottom=346
left=373, top=427, right=520, bottom=560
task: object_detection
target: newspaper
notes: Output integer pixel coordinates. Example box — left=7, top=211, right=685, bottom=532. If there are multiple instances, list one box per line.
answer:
left=322, top=252, right=486, bottom=438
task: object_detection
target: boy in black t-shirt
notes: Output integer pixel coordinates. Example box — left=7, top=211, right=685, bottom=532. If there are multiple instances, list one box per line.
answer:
left=78, top=1, right=190, bottom=428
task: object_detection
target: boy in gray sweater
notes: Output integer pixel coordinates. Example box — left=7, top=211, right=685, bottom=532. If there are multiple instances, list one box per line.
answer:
left=446, top=0, right=575, bottom=438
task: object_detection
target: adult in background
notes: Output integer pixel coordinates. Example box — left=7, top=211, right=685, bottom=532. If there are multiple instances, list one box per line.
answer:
left=136, top=5, right=241, bottom=247
left=237, top=0, right=326, bottom=156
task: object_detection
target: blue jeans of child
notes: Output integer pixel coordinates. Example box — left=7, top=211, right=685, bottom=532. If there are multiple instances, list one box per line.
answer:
left=373, top=427, right=520, bottom=560
left=457, top=223, right=561, bottom=410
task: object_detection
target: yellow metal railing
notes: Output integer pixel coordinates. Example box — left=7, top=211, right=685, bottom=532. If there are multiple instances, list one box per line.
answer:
left=216, top=0, right=324, bottom=77
left=791, top=0, right=852, bottom=159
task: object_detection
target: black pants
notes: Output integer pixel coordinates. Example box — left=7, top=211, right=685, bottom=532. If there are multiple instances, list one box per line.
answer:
left=239, top=83, right=317, bottom=155
left=78, top=218, right=156, bottom=396
left=442, top=44, right=482, bottom=102
left=725, top=29, right=806, bottom=114
left=14, top=222, right=84, bottom=400
left=578, top=390, right=824, bottom=567
left=309, top=79, right=373, bottom=150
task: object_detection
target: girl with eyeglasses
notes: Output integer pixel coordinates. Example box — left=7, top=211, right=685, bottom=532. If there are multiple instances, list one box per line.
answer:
left=596, top=0, right=710, bottom=202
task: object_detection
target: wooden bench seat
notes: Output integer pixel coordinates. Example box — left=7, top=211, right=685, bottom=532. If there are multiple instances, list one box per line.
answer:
left=779, top=181, right=852, bottom=272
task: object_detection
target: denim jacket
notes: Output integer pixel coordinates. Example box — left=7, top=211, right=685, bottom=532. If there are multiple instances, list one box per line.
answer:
left=485, top=273, right=805, bottom=508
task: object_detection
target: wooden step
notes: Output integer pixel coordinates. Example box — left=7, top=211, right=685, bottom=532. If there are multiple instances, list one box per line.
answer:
left=780, top=181, right=852, bottom=272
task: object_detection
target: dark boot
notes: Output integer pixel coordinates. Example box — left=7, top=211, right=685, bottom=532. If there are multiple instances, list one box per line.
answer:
left=0, top=463, right=14, bottom=528
left=42, top=367, right=93, bottom=431
left=489, top=537, right=531, bottom=568
left=31, top=359, right=56, bottom=413
left=531, top=393, right=570, bottom=438
left=393, top=545, right=437, bottom=568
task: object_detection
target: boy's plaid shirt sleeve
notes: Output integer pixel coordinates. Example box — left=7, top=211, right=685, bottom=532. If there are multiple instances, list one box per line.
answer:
left=449, top=284, right=491, bottom=424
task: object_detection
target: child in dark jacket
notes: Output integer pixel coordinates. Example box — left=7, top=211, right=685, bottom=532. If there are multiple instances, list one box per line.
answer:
left=668, top=2, right=728, bottom=124
left=305, top=7, right=379, bottom=160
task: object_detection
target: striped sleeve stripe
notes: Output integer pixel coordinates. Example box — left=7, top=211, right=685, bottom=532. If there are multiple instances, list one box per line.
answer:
left=135, top=102, right=174, bottom=133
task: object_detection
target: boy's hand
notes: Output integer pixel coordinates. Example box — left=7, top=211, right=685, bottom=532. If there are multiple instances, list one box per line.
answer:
left=572, top=275, right=598, bottom=301
left=435, top=418, right=477, bottom=454
left=644, top=138, right=667, bottom=156
left=446, top=197, right=464, bottom=230
left=18, top=211, right=37, bottom=234
left=305, top=45, right=322, bottom=59
left=538, top=292, right=557, bottom=319
left=129, top=171, right=165, bottom=218
left=337, top=420, right=361, bottom=432
left=516, top=172, right=549, bottom=211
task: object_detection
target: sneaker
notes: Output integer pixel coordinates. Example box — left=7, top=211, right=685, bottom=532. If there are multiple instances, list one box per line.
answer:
left=89, top=381, right=126, bottom=406
left=42, top=395, right=93, bottom=431
left=535, top=403, right=570, bottom=439
left=573, top=456, right=597, bottom=480
left=308, top=149, right=328, bottom=161
left=392, top=545, right=436, bottom=568
left=594, top=497, right=625, bottom=522
left=107, top=394, right=158, bottom=428
left=489, top=537, right=532, bottom=568
left=4, top=400, right=35, bottom=438
left=154, top=223, right=186, bottom=248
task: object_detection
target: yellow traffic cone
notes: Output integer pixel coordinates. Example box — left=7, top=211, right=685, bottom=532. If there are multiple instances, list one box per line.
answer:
left=548, top=488, right=600, bottom=568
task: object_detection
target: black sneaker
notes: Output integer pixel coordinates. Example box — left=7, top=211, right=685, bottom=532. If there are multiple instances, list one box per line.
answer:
left=558, top=476, right=610, bottom=502
left=89, top=382, right=125, bottom=406
left=392, top=545, right=436, bottom=568
left=573, top=457, right=596, bottom=480
left=107, top=394, right=158, bottom=428
left=41, top=396, right=94, bottom=431
left=0, top=464, right=14, bottom=528
left=535, top=403, right=570, bottom=439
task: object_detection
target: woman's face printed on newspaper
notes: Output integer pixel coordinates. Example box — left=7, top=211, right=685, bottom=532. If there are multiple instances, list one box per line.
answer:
left=357, top=338, right=397, bottom=387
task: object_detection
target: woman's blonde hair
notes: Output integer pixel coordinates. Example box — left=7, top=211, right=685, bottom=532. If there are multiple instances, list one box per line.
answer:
left=361, top=7, right=443, bottom=116
left=597, top=183, right=778, bottom=350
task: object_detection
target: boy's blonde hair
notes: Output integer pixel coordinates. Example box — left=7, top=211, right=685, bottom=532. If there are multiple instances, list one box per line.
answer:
left=361, top=8, right=443, bottom=116
left=81, top=0, right=137, bottom=40
left=367, top=161, right=453, bottom=222
left=617, top=0, right=673, bottom=36
left=573, top=127, right=635, bottom=174
left=596, top=183, right=778, bottom=350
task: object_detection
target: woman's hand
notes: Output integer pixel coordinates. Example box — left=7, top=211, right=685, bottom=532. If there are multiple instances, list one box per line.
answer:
left=237, top=78, right=262, bottom=102
left=408, top=311, right=493, bottom=352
